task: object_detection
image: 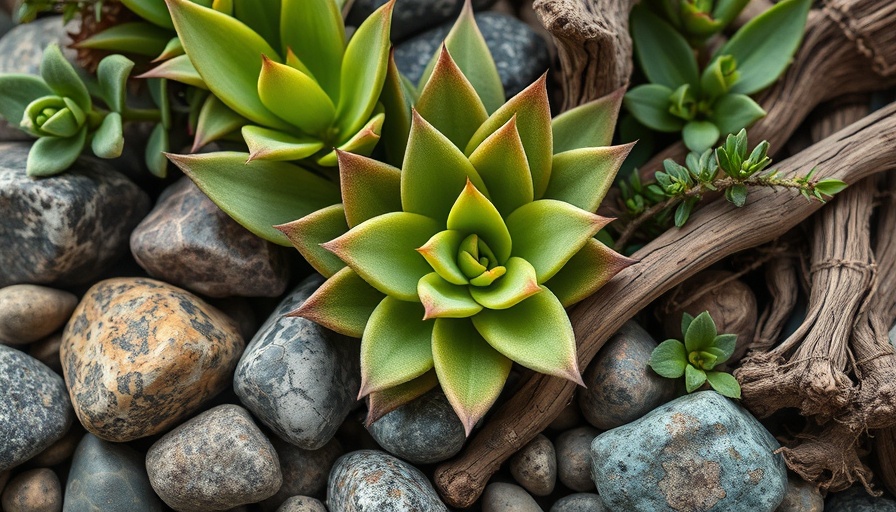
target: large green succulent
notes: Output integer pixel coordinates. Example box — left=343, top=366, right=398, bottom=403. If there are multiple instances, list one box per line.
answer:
left=277, top=45, right=635, bottom=433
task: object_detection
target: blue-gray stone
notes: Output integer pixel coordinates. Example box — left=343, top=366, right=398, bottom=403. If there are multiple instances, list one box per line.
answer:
left=826, top=486, right=896, bottom=511
left=0, top=142, right=150, bottom=288
left=327, top=450, right=448, bottom=512
left=260, top=437, right=343, bottom=511
left=550, top=493, right=609, bottom=512
left=0, top=344, right=73, bottom=471
left=591, top=391, right=787, bottom=512
left=578, top=321, right=675, bottom=430
left=234, top=275, right=361, bottom=450
left=481, top=482, right=542, bottom=512
left=347, top=0, right=495, bottom=42
left=367, top=390, right=465, bottom=464
left=63, top=433, right=162, bottom=512
left=393, top=12, right=550, bottom=98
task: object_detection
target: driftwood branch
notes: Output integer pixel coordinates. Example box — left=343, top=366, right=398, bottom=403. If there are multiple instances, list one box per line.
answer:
left=533, top=0, right=636, bottom=110
left=434, top=103, right=896, bottom=509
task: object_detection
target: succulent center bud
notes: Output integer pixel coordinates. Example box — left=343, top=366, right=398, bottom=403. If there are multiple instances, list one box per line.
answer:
left=24, top=95, right=86, bottom=138
left=456, top=233, right=506, bottom=287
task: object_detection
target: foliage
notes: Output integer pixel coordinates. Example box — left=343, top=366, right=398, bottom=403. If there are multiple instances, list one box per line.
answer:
left=649, top=311, right=742, bottom=398
left=641, top=0, right=750, bottom=46
left=624, top=0, right=811, bottom=152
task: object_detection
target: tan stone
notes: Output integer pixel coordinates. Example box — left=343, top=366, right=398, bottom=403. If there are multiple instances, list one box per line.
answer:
left=0, top=468, right=62, bottom=512
left=0, top=285, right=76, bottom=345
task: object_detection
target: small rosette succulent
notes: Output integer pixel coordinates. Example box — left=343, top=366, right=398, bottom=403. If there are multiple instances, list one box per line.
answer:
left=278, top=46, right=636, bottom=433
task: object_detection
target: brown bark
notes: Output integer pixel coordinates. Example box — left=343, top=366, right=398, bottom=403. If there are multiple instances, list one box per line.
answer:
left=434, top=103, right=896, bottom=509
left=751, top=253, right=800, bottom=354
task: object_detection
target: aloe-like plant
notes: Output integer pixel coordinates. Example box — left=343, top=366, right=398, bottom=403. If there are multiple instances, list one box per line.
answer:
left=275, top=42, right=635, bottom=432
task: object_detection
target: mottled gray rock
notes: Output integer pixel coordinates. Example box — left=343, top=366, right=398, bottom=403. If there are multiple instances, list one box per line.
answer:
left=825, top=486, right=896, bottom=511
left=367, top=390, right=465, bottom=464
left=61, top=278, right=245, bottom=442
left=260, top=437, right=343, bottom=510
left=482, top=483, right=542, bottom=512
left=1, top=468, right=62, bottom=512
left=579, top=322, right=675, bottom=430
left=509, top=434, right=556, bottom=496
left=131, top=177, right=290, bottom=298
left=0, top=345, right=72, bottom=471
left=64, top=433, right=161, bottom=512
left=0, top=285, right=76, bottom=345
left=347, top=0, right=494, bottom=42
left=776, top=474, right=823, bottom=511
left=327, top=450, right=448, bottom=512
left=0, top=143, right=150, bottom=287
left=555, top=426, right=599, bottom=492
left=276, top=496, right=327, bottom=512
left=592, top=391, right=787, bottom=512
left=550, top=493, right=608, bottom=512
left=234, top=276, right=360, bottom=450
left=146, top=405, right=282, bottom=512
left=394, top=12, right=550, bottom=97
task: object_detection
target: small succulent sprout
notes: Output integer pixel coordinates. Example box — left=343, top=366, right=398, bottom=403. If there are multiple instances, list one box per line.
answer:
left=277, top=43, right=636, bottom=433
left=642, top=0, right=751, bottom=45
left=649, top=311, right=742, bottom=398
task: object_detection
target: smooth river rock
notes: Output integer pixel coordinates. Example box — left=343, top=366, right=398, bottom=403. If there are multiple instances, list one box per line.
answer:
left=555, top=426, right=599, bottom=492
left=1, top=468, right=62, bottom=512
left=61, top=277, right=244, bottom=442
left=509, top=434, right=556, bottom=496
left=367, top=390, right=465, bottom=464
left=825, top=486, right=896, bottom=511
left=550, top=493, right=609, bottom=512
left=276, top=496, right=327, bottom=512
left=327, top=450, right=448, bottom=511
left=482, top=483, right=543, bottom=512
left=776, top=473, right=823, bottom=511
left=260, top=437, right=343, bottom=510
left=347, top=0, right=495, bottom=41
left=0, top=284, right=77, bottom=345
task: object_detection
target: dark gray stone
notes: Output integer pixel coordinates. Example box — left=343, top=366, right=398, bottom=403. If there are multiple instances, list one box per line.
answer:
left=777, top=474, right=823, bottom=512
left=0, top=284, right=77, bottom=345
left=276, top=496, right=327, bottom=512
left=555, top=426, right=599, bottom=492
left=550, top=493, right=609, bottom=512
left=825, top=486, right=896, bottom=511
left=146, top=404, right=282, bottom=512
left=591, top=391, right=787, bottom=512
left=64, top=433, right=162, bottom=512
left=578, top=321, right=675, bottom=430
left=0, top=143, right=150, bottom=288
left=0, top=345, right=73, bottom=471
left=1, top=468, right=62, bottom=512
left=0, top=10, right=12, bottom=39
left=481, top=483, right=542, bottom=512
left=509, top=434, right=556, bottom=496
left=367, top=390, right=465, bottom=464
left=347, top=0, right=494, bottom=42
left=131, top=177, right=291, bottom=298
left=260, top=437, right=343, bottom=510
left=393, top=12, right=550, bottom=97
left=234, top=276, right=361, bottom=450
left=327, top=450, right=448, bottom=512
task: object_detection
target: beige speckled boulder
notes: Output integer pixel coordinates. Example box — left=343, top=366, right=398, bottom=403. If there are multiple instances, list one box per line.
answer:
left=60, top=278, right=244, bottom=442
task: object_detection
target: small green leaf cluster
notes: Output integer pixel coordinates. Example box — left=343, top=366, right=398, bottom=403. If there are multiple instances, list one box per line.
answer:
left=641, top=0, right=749, bottom=46
left=15, top=0, right=100, bottom=23
left=624, top=0, right=811, bottom=152
left=649, top=311, right=741, bottom=398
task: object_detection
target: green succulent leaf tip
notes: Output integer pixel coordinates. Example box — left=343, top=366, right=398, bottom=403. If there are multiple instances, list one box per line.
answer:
left=649, top=311, right=742, bottom=398
left=286, top=49, right=637, bottom=432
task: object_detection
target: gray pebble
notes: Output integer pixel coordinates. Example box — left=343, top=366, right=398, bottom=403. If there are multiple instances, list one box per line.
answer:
left=368, top=390, right=465, bottom=464
left=482, top=482, right=543, bottom=512
left=347, top=0, right=494, bottom=42
left=550, top=493, right=608, bottom=512
left=276, top=496, right=328, bottom=512
left=260, top=437, right=343, bottom=510
left=555, top=426, right=599, bottom=492
left=146, top=404, right=282, bottom=512
left=509, top=434, right=556, bottom=496
left=1, top=468, right=62, bottom=512
left=0, top=285, right=76, bottom=345
left=825, top=485, right=896, bottom=511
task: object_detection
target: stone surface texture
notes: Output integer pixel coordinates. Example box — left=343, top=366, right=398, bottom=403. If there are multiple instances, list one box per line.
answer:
left=509, top=434, right=556, bottom=496
left=481, top=482, right=543, bottom=512
left=824, top=486, right=896, bottom=511
left=556, top=426, right=599, bottom=492
left=347, top=0, right=494, bottom=41
left=0, top=468, right=62, bottom=512
left=29, top=427, right=82, bottom=467
left=0, top=285, right=77, bottom=345
left=260, top=437, right=343, bottom=510
left=61, top=277, right=244, bottom=442
left=368, top=390, right=465, bottom=464
left=130, top=177, right=290, bottom=298
left=550, top=493, right=609, bottom=512
left=776, top=474, right=824, bottom=512
left=275, top=496, right=327, bottom=512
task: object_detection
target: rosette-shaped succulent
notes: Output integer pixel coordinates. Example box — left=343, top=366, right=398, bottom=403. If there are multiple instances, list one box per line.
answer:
left=279, top=46, right=636, bottom=433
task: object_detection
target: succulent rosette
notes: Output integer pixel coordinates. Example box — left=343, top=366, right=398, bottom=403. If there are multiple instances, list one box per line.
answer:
left=278, top=44, right=636, bottom=433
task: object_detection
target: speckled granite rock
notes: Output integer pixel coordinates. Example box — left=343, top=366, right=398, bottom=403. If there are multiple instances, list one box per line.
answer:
left=825, top=486, right=896, bottom=511
left=0, top=285, right=77, bottom=345
left=591, top=391, right=787, bottom=512
left=0, top=143, right=150, bottom=287
left=64, top=433, right=162, bottom=512
left=234, top=276, right=360, bottom=450
left=1, top=468, right=62, bottom=512
left=776, top=474, right=823, bottom=511
left=347, top=0, right=494, bottom=42
left=146, top=405, right=282, bottom=512
left=276, top=496, right=327, bottom=512
left=579, top=322, right=675, bottom=430
left=555, top=426, right=599, bottom=492
left=509, top=434, right=556, bottom=496
left=394, top=12, right=549, bottom=97
left=367, top=390, right=465, bottom=464
left=260, top=437, right=343, bottom=510
left=131, top=177, right=290, bottom=298
left=482, top=483, right=542, bottom=512
left=61, top=278, right=244, bottom=442
left=550, top=493, right=608, bottom=512
left=327, top=450, right=448, bottom=512
left=0, top=345, right=73, bottom=471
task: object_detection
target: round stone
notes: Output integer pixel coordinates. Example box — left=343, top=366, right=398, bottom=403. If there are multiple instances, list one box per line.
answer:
left=276, top=496, right=327, bottom=512
left=481, top=482, right=543, bottom=512
left=0, top=285, right=77, bottom=345
left=327, top=450, right=448, bottom=511
left=777, top=474, right=823, bottom=511
left=509, top=434, right=556, bottom=496
left=555, top=426, right=599, bottom=492
left=550, top=493, right=609, bottom=512
left=260, top=437, right=343, bottom=510
left=368, top=390, right=466, bottom=464
left=1, top=468, right=62, bottom=512
left=825, top=485, right=896, bottom=511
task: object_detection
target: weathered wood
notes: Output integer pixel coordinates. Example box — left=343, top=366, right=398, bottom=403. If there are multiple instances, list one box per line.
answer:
left=434, top=103, right=896, bottom=509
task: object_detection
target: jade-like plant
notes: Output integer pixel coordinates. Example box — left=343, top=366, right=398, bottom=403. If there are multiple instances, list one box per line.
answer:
left=275, top=42, right=635, bottom=432
left=624, top=0, right=811, bottom=152
left=641, top=0, right=750, bottom=46
left=649, top=311, right=741, bottom=398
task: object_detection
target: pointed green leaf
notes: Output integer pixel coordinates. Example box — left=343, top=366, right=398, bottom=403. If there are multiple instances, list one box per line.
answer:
left=168, top=152, right=341, bottom=245
left=275, top=204, right=348, bottom=277
left=446, top=180, right=511, bottom=264
left=472, top=287, right=582, bottom=383
left=631, top=6, right=699, bottom=89
left=682, top=120, right=720, bottom=152
left=0, top=74, right=53, bottom=127
left=543, top=238, right=635, bottom=307
left=335, top=0, right=393, bottom=138
left=167, top=0, right=290, bottom=129
left=432, top=317, right=512, bottom=435
left=545, top=143, right=634, bottom=213
left=317, top=112, right=385, bottom=166
left=649, top=339, right=688, bottom=378
left=235, top=0, right=281, bottom=48
left=717, top=0, right=811, bottom=95
left=40, top=44, right=91, bottom=110
left=242, top=125, right=325, bottom=162
left=39, top=107, right=80, bottom=138
left=709, top=333, right=738, bottom=364
left=27, top=128, right=87, bottom=177
left=192, top=95, right=247, bottom=151
left=97, top=54, right=134, bottom=114
left=91, top=112, right=124, bottom=159
left=289, top=266, right=384, bottom=338
left=418, top=273, right=482, bottom=319
left=551, top=87, right=625, bottom=153
left=146, top=123, right=169, bottom=178
left=338, top=151, right=402, bottom=228
left=684, top=311, right=718, bottom=352
left=709, top=93, right=766, bottom=136
left=417, top=230, right=468, bottom=286
left=155, top=36, right=185, bottom=61
left=380, top=48, right=416, bottom=167
left=138, top=54, right=208, bottom=89
left=323, top=212, right=440, bottom=301
left=74, top=22, right=171, bottom=57
left=623, top=84, right=683, bottom=132
left=366, top=370, right=439, bottom=426
left=258, top=56, right=336, bottom=136
left=706, top=371, right=741, bottom=398
left=469, top=257, right=539, bottom=310
left=468, top=116, right=533, bottom=217
left=725, top=183, right=748, bottom=207
left=401, top=111, right=488, bottom=222
left=506, top=200, right=610, bottom=282
left=815, top=178, right=847, bottom=197
left=280, top=0, right=344, bottom=99
left=685, top=365, right=707, bottom=393
left=466, top=75, right=552, bottom=197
